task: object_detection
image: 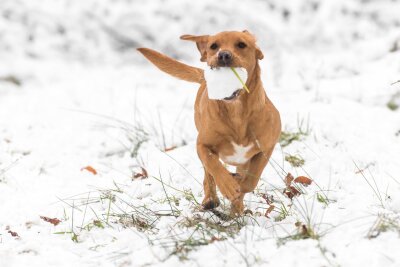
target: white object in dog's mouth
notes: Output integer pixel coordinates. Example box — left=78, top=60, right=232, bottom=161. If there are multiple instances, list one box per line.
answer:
left=204, top=67, right=248, bottom=100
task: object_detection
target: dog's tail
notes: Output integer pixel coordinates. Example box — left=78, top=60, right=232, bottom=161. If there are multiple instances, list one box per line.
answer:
left=137, top=48, right=204, bottom=84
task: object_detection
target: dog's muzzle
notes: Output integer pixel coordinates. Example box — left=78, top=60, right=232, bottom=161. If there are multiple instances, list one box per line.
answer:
left=218, top=51, right=233, bottom=66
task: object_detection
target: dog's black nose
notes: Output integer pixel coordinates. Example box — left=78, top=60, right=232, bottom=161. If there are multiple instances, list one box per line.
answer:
left=218, top=51, right=232, bottom=66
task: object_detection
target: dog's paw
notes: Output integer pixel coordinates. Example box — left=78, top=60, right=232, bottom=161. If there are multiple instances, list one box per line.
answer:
left=218, top=174, right=241, bottom=201
left=201, top=197, right=220, bottom=210
left=230, top=199, right=245, bottom=217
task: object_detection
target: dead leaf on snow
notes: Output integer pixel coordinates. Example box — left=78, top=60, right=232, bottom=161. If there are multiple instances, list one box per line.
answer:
left=164, top=146, right=177, bottom=152
left=265, top=205, right=275, bottom=218
left=294, top=176, right=312, bottom=186
left=133, top=167, right=148, bottom=180
left=284, top=173, right=294, bottom=187
left=81, top=166, right=97, bottom=175
left=40, top=216, right=61, bottom=226
left=6, top=226, right=19, bottom=238
left=283, top=186, right=301, bottom=200
left=261, top=193, right=274, bottom=205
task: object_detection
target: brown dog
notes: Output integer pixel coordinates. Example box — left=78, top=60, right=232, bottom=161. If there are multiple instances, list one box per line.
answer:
left=137, top=30, right=281, bottom=215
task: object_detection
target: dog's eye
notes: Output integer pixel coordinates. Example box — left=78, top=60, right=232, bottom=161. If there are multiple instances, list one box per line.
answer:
left=210, top=43, right=218, bottom=50
left=237, top=42, right=247, bottom=49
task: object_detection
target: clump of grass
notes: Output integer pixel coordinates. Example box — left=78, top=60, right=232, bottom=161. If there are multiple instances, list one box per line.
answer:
left=354, top=161, right=385, bottom=208
left=285, top=154, right=305, bottom=167
left=274, top=203, right=292, bottom=222
left=256, top=179, right=326, bottom=248
left=79, top=219, right=105, bottom=232
left=387, top=100, right=399, bottom=111
left=127, top=126, right=149, bottom=158
left=280, top=115, right=311, bottom=147
left=316, top=192, right=329, bottom=206
left=57, top=170, right=256, bottom=263
left=170, top=236, right=211, bottom=261
left=180, top=214, right=245, bottom=237
left=118, top=214, right=157, bottom=232
left=0, top=75, right=22, bottom=86
left=167, top=213, right=248, bottom=260
left=71, top=110, right=150, bottom=159
left=57, top=185, right=162, bottom=242
left=367, top=213, right=400, bottom=239
left=280, top=131, right=305, bottom=147
left=277, top=221, right=319, bottom=246
left=387, top=91, right=400, bottom=111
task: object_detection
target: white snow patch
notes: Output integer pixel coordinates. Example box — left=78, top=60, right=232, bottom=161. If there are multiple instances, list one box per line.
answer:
left=204, top=67, right=247, bottom=100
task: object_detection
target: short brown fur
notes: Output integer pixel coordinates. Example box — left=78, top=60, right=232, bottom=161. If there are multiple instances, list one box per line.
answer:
left=138, top=31, right=281, bottom=215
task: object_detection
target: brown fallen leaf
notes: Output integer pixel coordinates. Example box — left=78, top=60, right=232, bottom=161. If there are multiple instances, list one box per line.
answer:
left=164, top=146, right=177, bottom=152
left=295, top=222, right=313, bottom=237
left=261, top=193, right=274, bottom=205
left=8, top=230, right=19, bottom=237
left=284, top=173, right=294, bottom=187
left=283, top=173, right=304, bottom=199
left=301, top=224, right=309, bottom=236
left=244, top=209, right=253, bottom=215
left=294, top=176, right=312, bottom=186
left=40, top=216, right=61, bottom=226
left=7, top=227, right=19, bottom=237
left=210, top=236, right=221, bottom=243
left=283, top=186, right=301, bottom=200
left=81, top=166, right=97, bottom=175
left=133, top=167, right=148, bottom=179
left=265, top=205, right=275, bottom=218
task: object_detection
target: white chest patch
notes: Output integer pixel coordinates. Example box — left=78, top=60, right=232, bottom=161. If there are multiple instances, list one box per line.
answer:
left=221, top=142, right=253, bottom=165
left=204, top=67, right=248, bottom=100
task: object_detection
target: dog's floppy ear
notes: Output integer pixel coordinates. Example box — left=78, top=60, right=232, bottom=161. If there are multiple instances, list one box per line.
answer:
left=180, top=34, right=209, bottom=62
left=242, top=30, right=264, bottom=60
left=255, top=46, right=264, bottom=60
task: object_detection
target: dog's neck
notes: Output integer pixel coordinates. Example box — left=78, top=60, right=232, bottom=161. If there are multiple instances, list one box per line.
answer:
left=244, top=62, right=265, bottom=107
left=209, top=62, right=266, bottom=139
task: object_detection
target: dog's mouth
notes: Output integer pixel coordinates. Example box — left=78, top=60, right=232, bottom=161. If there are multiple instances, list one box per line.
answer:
left=217, top=62, right=233, bottom=68
left=223, top=89, right=241, bottom=101
left=204, top=67, right=247, bottom=101
left=210, top=65, right=238, bottom=70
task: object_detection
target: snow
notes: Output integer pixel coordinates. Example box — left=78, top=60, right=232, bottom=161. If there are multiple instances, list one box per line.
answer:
left=204, top=67, right=247, bottom=100
left=1, top=0, right=400, bottom=267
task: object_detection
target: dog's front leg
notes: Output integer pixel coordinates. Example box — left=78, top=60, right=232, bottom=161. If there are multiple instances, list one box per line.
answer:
left=201, top=171, right=220, bottom=210
left=196, top=143, right=241, bottom=202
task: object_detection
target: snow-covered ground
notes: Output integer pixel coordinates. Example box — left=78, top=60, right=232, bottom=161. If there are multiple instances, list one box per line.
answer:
left=1, top=0, right=400, bottom=266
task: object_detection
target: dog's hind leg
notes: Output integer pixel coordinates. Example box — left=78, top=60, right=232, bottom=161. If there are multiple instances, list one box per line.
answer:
left=230, top=162, right=250, bottom=215
left=230, top=150, right=272, bottom=215
left=202, top=171, right=220, bottom=210
left=240, top=149, right=273, bottom=194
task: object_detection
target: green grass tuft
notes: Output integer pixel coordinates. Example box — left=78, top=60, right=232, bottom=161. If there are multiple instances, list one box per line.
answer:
left=285, top=154, right=305, bottom=167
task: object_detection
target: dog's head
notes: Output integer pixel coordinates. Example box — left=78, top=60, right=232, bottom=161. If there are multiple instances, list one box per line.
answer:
left=180, top=30, right=263, bottom=72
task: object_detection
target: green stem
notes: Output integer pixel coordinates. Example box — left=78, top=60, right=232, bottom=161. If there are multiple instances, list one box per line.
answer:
left=230, top=67, right=250, bottom=93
